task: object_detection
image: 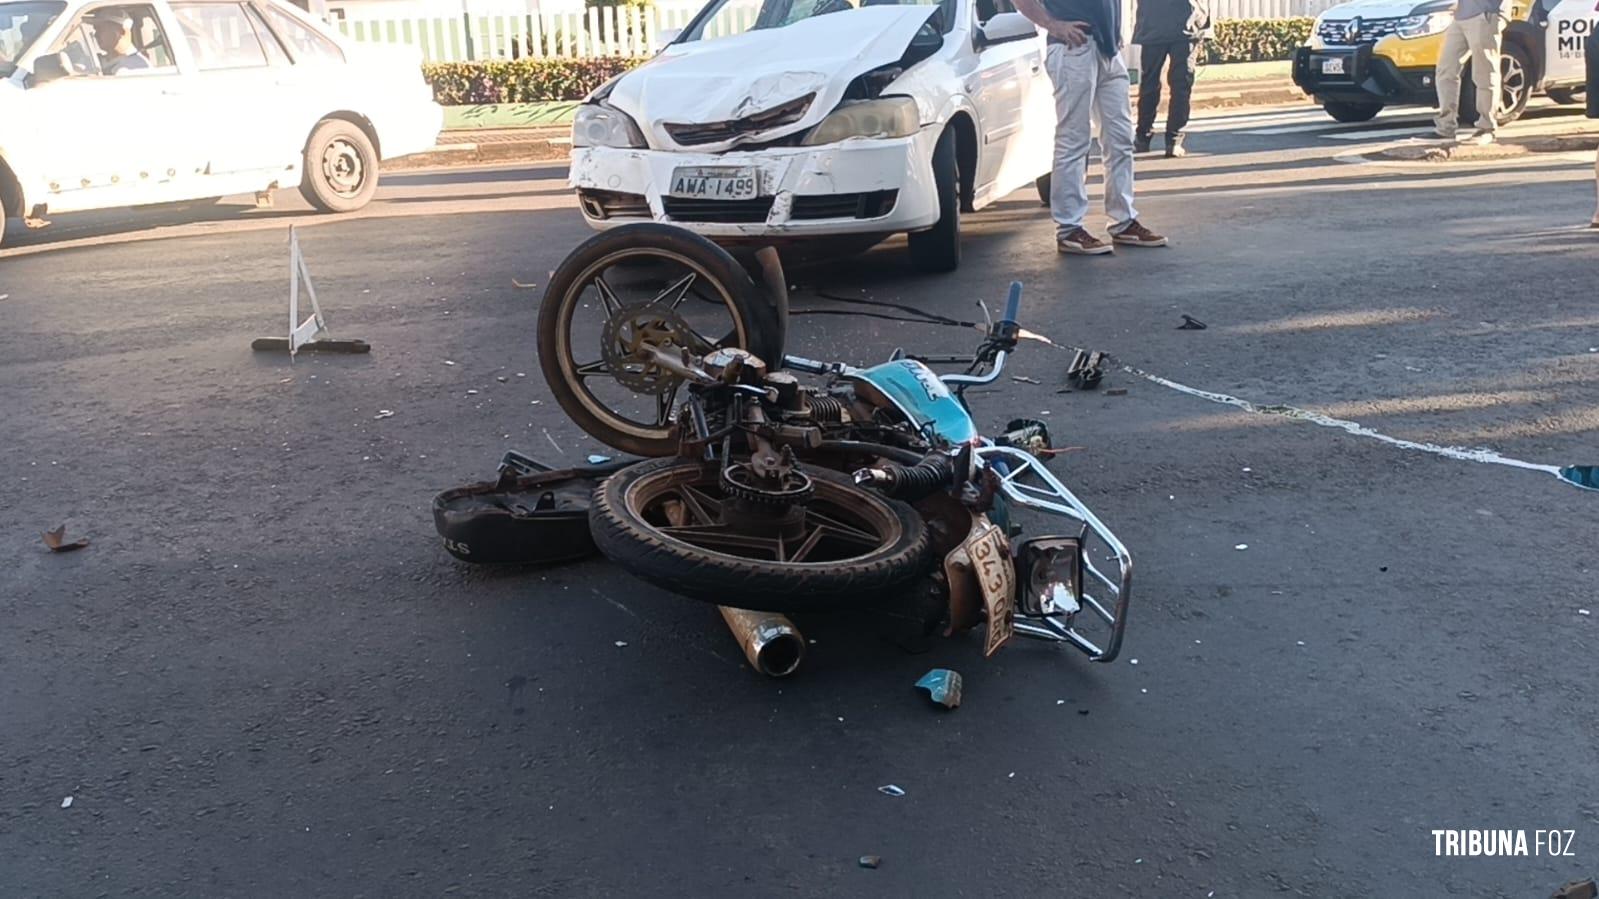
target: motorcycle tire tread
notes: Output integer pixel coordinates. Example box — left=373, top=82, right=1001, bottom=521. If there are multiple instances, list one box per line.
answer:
left=590, top=458, right=933, bottom=611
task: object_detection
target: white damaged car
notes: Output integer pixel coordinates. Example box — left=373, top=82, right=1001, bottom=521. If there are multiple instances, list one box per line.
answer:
left=568, top=0, right=1056, bottom=272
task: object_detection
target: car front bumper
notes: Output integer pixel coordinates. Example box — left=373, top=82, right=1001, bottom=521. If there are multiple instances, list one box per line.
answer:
left=568, top=130, right=940, bottom=238
left=1292, top=45, right=1438, bottom=106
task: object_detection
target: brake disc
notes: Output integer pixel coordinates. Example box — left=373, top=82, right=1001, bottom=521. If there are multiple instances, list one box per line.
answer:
left=600, top=303, right=698, bottom=395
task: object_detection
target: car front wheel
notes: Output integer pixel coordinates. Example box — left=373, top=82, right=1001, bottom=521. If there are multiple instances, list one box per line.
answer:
left=300, top=119, right=379, bottom=214
left=907, top=128, right=960, bottom=274
left=1323, top=100, right=1382, bottom=123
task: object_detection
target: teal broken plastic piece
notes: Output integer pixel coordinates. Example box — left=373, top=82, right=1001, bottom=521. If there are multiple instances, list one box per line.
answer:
left=914, top=669, right=962, bottom=709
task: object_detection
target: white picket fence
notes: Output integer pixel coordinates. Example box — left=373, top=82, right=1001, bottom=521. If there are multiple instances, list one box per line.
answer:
left=332, top=0, right=1332, bottom=63
left=333, top=1, right=754, bottom=62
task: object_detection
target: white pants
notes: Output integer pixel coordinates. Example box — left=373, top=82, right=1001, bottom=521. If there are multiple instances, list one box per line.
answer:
left=1434, top=13, right=1503, bottom=135
left=1046, top=42, right=1137, bottom=236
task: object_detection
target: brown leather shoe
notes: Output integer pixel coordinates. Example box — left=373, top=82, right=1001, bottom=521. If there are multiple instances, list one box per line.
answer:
left=1057, top=227, right=1114, bottom=255
left=1111, top=220, right=1167, bottom=248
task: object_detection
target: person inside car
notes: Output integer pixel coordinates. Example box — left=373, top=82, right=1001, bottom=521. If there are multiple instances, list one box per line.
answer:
left=90, top=13, right=150, bottom=74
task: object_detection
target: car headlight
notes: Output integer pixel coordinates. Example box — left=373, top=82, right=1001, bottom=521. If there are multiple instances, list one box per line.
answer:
left=802, top=97, right=919, bottom=147
left=572, top=104, right=645, bottom=149
left=1395, top=11, right=1451, bottom=37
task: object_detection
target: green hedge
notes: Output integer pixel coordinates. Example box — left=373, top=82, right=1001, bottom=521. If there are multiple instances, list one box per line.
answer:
left=1205, top=18, right=1315, bottom=64
left=423, top=57, right=645, bottom=105
left=419, top=20, right=1310, bottom=104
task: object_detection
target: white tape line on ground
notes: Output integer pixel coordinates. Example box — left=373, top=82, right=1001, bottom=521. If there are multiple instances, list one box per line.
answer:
left=1120, top=363, right=1568, bottom=478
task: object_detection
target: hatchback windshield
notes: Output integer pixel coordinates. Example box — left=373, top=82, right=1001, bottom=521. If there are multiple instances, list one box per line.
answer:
left=0, top=0, right=64, bottom=76
left=680, top=0, right=955, bottom=43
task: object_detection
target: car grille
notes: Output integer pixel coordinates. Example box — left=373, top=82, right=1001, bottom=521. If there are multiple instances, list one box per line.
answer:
left=577, top=189, right=650, bottom=220
left=663, top=93, right=815, bottom=147
left=791, top=190, right=899, bottom=221
left=662, top=196, right=776, bottom=224
left=1317, top=16, right=1402, bottom=45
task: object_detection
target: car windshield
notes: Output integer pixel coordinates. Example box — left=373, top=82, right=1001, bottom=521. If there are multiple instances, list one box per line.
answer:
left=0, top=0, right=64, bottom=76
left=679, top=0, right=955, bottom=44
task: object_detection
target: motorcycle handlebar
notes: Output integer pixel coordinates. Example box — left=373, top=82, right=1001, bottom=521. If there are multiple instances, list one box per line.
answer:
left=1002, top=281, right=1022, bottom=324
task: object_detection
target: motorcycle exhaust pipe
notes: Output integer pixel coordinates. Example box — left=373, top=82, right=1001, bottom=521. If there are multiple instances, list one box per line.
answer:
left=718, top=606, right=805, bottom=678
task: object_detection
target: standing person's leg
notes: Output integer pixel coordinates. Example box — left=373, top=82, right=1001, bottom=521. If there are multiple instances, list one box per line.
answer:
left=1433, top=21, right=1469, bottom=137
left=1136, top=41, right=1169, bottom=151
left=1165, top=38, right=1198, bottom=154
left=1096, top=50, right=1163, bottom=245
left=1046, top=43, right=1111, bottom=254
left=1464, top=13, right=1503, bottom=135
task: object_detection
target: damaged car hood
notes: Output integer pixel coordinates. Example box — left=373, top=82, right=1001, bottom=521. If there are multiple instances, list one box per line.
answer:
left=606, top=5, right=938, bottom=152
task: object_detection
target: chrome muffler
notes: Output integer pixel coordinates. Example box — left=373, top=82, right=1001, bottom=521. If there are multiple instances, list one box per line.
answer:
left=718, top=606, right=805, bottom=678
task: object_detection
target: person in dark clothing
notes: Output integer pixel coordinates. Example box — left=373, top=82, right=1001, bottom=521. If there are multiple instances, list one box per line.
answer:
left=1132, top=0, right=1209, bottom=157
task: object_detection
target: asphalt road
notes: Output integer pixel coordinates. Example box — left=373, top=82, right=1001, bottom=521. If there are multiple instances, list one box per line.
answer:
left=4, top=103, right=1599, bottom=898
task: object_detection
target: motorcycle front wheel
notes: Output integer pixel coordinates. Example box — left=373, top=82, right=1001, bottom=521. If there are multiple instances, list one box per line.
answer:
left=537, top=224, right=785, bottom=457
left=590, top=458, right=932, bottom=611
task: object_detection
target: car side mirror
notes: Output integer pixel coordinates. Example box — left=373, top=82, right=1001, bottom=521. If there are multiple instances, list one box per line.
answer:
left=29, top=53, right=68, bottom=86
left=652, top=26, right=681, bottom=52
left=976, top=11, right=1039, bottom=47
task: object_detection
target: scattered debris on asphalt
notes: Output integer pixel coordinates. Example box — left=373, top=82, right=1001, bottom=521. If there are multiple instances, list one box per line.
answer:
left=914, top=669, right=962, bottom=709
left=373, top=410, right=395, bottom=420
left=512, top=279, right=538, bottom=290
left=1177, top=315, right=1207, bottom=330
left=60, top=796, right=72, bottom=809
left=543, top=429, right=563, bottom=455
left=1129, top=658, right=1138, bottom=665
left=1078, top=709, right=1090, bottom=715
left=1011, top=375, right=1041, bottom=385
left=877, top=784, right=905, bottom=797
left=43, top=526, right=89, bottom=553
left=1580, top=609, right=1591, bottom=616
left=858, top=856, right=881, bottom=869
left=1066, top=350, right=1106, bottom=389
left=1234, top=544, right=1248, bottom=551
left=614, top=640, right=628, bottom=647
left=444, top=360, right=456, bottom=366
left=1105, top=388, right=1128, bottom=396
left=586, top=454, right=613, bottom=465
left=1552, top=879, right=1597, bottom=899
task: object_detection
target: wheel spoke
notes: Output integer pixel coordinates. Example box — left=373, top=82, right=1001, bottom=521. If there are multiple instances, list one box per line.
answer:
left=659, top=525, right=779, bottom=553
left=594, top=275, right=624, bottom=315
left=677, top=485, right=722, bottom=525
left=788, top=526, right=825, bottom=563
left=652, top=273, right=697, bottom=310
left=574, top=359, right=612, bottom=379
left=804, top=508, right=884, bottom=548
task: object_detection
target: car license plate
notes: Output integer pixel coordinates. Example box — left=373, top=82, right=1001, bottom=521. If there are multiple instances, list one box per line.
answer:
left=966, top=524, right=1016, bottom=657
left=669, top=167, right=759, bottom=201
left=1321, top=56, right=1346, bottom=75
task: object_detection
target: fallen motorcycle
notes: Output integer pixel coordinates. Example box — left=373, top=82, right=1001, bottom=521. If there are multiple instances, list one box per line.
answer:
left=442, top=223, right=1132, bottom=675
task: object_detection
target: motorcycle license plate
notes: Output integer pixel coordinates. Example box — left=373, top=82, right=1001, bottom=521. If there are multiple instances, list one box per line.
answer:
left=966, top=524, right=1016, bottom=657
left=669, top=167, right=759, bottom=201
left=1321, top=56, right=1345, bottom=75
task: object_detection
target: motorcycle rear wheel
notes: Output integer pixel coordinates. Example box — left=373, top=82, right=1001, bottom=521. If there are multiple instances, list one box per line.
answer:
left=538, top=224, right=785, bottom=457
left=591, top=458, right=932, bottom=611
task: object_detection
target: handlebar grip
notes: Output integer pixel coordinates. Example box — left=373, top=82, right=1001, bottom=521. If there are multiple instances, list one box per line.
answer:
left=1002, top=281, right=1022, bottom=324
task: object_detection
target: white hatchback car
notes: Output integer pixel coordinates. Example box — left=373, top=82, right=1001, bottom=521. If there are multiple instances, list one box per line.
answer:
left=569, top=0, right=1056, bottom=272
left=0, top=0, right=442, bottom=246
